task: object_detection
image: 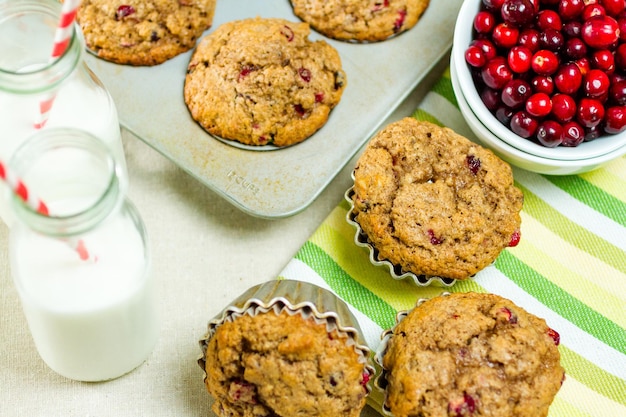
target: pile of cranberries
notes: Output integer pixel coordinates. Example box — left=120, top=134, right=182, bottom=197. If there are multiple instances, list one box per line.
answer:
left=465, top=0, right=626, bottom=148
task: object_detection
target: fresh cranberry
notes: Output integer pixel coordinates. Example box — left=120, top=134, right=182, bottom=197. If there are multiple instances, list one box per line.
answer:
left=554, top=62, right=583, bottom=94
left=583, top=69, right=611, bottom=98
left=510, top=110, right=539, bottom=137
left=501, top=0, right=536, bottom=26
left=532, top=75, right=555, bottom=94
left=537, top=9, right=563, bottom=31
left=563, top=20, right=582, bottom=37
left=481, top=87, right=503, bottom=110
left=577, top=97, right=606, bottom=127
left=552, top=93, right=578, bottom=122
left=466, top=45, right=487, bottom=67
left=618, top=15, right=626, bottom=40
left=526, top=92, right=553, bottom=117
left=537, top=120, right=564, bottom=147
left=590, top=49, right=616, bottom=72
left=508, top=46, right=533, bottom=73
left=614, top=43, right=626, bottom=70
left=482, top=57, right=514, bottom=89
left=604, top=105, right=626, bottom=132
left=561, top=121, right=586, bottom=146
left=483, top=0, right=506, bottom=12
left=540, top=28, right=565, bottom=51
left=582, top=3, right=607, bottom=20
left=585, top=124, right=604, bottom=141
left=559, top=0, right=585, bottom=21
left=518, top=28, right=541, bottom=51
left=581, top=15, right=620, bottom=49
left=574, top=56, right=592, bottom=76
left=492, top=22, right=520, bottom=48
left=531, top=49, right=560, bottom=75
left=609, top=79, right=626, bottom=104
left=474, top=10, right=497, bottom=34
left=496, top=105, right=515, bottom=125
left=565, top=37, right=588, bottom=59
left=601, top=0, right=625, bottom=17
left=471, top=39, right=498, bottom=61
left=502, top=79, right=532, bottom=108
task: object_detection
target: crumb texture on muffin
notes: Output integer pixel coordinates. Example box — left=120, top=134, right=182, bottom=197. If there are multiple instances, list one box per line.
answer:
left=351, top=118, right=524, bottom=280
left=290, top=0, right=430, bottom=42
left=381, top=292, right=564, bottom=417
left=184, top=17, right=347, bottom=147
left=77, top=0, right=216, bottom=66
left=205, top=310, right=369, bottom=417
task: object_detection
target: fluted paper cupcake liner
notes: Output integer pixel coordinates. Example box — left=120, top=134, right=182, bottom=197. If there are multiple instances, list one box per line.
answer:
left=198, top=279, right=375, bottom=393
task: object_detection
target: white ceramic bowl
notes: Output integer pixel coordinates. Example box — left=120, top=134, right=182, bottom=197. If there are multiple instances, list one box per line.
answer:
left=452, top=0, right=626, bottom=163
left=451, top=55, right=626, bottom=175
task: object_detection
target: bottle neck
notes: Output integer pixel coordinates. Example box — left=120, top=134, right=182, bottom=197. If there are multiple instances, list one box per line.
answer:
left=9, top=128, right=124, bottom=238
left=0, top=0, right=83, bottom=94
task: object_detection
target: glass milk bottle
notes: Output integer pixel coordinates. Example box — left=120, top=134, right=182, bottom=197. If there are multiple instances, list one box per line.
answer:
left=8, top=128, right=158, bottom=382
left=0, top=0, right=126, bottom=227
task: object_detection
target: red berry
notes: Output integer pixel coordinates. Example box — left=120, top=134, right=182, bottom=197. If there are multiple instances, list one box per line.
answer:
left=614, top=43, right=626, bottom=70
left=601, top=0, right=625, bottom=17
left=493, top=22, right=520, bottom=48
left=526, top=92, right=553, bottom=117
left=537, top=120, right=564, bottom=147
left=482, top=57, right=514, bottom=89
left=583, top=69, right=611, bottom=98
left=471, top=39, right=498, bottom=61
left=577, top=97, right=606, bottom=127
left=518, top=28, right=541, bottom=51
left=508, top=45, right=533, bottom=73
left=604, top=105, right=626, bottom=133
left=561, top=121, right=586, bottom=146
left=537, top=9, right=563, bottom=31
left=502, top=79, right=532, bottom=108
left=552, top=93, right=578, bottom=122
left=510, top=110, right=539, bottom=137
left=559, top=0, right=585, bottom=21
left=582, top=3, right=607, bottom=20
left=481, top=87, right=503, bottom=110
left=590, top=49, right=616, bottom=72
left=531, top=49, right=560, bottom=75
left=501, top=0, right=536, bottom=26
left=532, top=75, right=555, bottom=94
left=581, top=15, right=620, bottom=49
left=474, top=10, right=497, bottom=34
left=554, top=62, right=583, bottom=94
left=565, top=37, right=588, bottom=59
left=609, top=79, right=626, bottom=104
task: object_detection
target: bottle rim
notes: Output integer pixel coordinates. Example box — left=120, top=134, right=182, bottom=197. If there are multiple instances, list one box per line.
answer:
left=8, top=128, right=124, bottom=238
left=0, top=0, right=84, bottom=94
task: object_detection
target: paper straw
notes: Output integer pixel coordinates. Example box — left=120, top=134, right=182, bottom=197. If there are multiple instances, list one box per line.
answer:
left=35, top=0, right=81, bottom=129
left=0, top=159, right=96, bottom=262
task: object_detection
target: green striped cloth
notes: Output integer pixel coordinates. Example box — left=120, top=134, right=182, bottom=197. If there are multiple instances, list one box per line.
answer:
left=278, top=68, right=626, bottom=416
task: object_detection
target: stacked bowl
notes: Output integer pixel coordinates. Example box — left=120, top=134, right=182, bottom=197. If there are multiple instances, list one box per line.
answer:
left=451, top=0, right=626, bottom=175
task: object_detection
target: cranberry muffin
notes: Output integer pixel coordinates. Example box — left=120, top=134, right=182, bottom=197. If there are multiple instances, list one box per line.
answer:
left=290, top=0, right=430, bottom=42
left=184, top=17, right=347, bottom=147
left=351, top=118, right=523, bottom=281
left=199, top=280, right=373, bottom=417
left=378, top=292, right=565, bottom=417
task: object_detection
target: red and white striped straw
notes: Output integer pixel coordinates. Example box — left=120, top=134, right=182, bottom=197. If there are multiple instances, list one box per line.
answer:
left=35, top=0, right=82, bottom=129
left=0, top=159, right=96, bottom=262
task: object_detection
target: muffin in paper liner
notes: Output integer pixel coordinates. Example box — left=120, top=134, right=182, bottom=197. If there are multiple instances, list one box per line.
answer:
left=344, top=182, right=456, bottom=287
left=373, top=292, right=565, bottom=417
left=198, top=279, right=376, bottom=417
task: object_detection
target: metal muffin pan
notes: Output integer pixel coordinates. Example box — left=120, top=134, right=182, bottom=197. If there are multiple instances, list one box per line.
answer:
left=84, top=0, right=463, bottom=218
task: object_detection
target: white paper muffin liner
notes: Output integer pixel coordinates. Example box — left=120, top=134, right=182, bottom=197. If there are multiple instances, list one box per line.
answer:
left=374, top=293, right=450, bottom=416
left=198, top=279, right=375, bottom=394
left=344, top=178, right=457, bottom=287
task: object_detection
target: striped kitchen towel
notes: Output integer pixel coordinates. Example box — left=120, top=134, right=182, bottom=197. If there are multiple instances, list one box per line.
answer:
left=279, top=68, right=626, bottom=417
